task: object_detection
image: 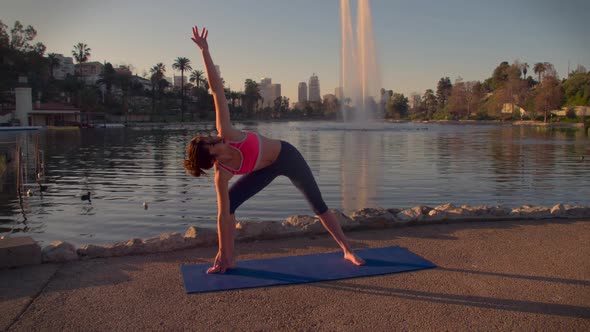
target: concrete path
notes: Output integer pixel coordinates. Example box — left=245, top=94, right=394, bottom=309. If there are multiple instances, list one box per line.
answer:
left=2, top=219, right=589, bottom=331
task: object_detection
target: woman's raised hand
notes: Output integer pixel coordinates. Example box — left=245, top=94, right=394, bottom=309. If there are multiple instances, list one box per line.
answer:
left=191, top=25, right=209, bottom=51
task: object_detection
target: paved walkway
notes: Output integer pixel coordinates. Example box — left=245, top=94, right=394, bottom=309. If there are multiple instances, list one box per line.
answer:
left=1, top=219, right=589, bottom=331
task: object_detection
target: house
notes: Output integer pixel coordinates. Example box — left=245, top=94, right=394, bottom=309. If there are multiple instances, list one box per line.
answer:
left=3, top=82, right=80, bottom=127
left=29, top=102, right=80, bottom=127
left=75, top=62, right=104, bottom=85
left=501, top=103, right=527, bottom=117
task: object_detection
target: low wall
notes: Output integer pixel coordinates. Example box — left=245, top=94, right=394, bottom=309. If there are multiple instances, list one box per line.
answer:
left=0, top=203, right=587, bottom=268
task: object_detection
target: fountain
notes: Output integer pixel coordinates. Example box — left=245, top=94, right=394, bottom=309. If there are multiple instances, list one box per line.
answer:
left=340, top=0, right=381, bottom=123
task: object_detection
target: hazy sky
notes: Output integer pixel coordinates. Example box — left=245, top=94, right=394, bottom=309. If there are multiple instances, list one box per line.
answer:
left=2, top=0, right=589, bottom=102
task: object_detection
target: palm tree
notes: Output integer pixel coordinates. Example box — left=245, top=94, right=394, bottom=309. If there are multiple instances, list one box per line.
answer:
left=149, top=63, right=166, bottom=115
left=172, top=57, right=192, bottom=122
left=72, top=42, right=91, bottom=64
left=47, top=53, right=60, bottom=79
left=533, top=62, right=546, bottom=83
left=189, top=69, right=205, bottom=89
left=521, top=62, right=529, bottom=80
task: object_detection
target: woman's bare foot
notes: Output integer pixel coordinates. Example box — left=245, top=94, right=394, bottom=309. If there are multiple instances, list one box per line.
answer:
left=344, top=251, right=366, bottom=266
left=207, top=251, right=237, bottom=274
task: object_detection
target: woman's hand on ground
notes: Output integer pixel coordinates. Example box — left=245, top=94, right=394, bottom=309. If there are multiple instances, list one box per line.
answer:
left=191, top=25, right=209, bottom=51
left=207, top=250, right=235, bottom=274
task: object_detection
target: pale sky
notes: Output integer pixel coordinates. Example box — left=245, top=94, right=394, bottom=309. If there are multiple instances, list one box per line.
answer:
left=2, top=0, right=589, bottom=102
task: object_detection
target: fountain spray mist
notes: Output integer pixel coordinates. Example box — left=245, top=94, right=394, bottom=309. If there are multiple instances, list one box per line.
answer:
left=340, top=0, right=381, bottom=123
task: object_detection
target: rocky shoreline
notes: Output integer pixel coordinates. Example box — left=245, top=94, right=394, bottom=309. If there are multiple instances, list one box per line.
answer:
left=32, top=203, right=590, bottom=264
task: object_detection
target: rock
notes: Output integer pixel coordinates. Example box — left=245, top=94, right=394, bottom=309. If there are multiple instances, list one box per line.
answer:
left=236, top=220, right=288, bottom=240
left=550, top=204, right=566, bottom=218
left=105, top=238, right=143, bottom=257
left=330, top=209, right=356, bottom=230
left=486, top=206, right=513, bottom=219
left=282, top=215, right=324, bottom=234
left=509, top=205, right=551, bottom=219
left=350, top=208, right=396, bottom=228
left=396, top=206, right=432, bottom=223
left=184, top=226, right=217, bottom=247
left=77, top=244, right=110, bottom=258
left=142, top=232, right=185, bottom=253
left=42, top=241, right=78, bottom=263
left=564, top=205, right=590, bottom=218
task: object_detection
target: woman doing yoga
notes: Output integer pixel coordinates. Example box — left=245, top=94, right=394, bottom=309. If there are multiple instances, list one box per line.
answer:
left=184, top=25, right=365, bottom=274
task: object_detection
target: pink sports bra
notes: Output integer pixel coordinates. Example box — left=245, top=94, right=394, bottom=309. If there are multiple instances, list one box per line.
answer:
left=217, top=131, right=262, bottom=175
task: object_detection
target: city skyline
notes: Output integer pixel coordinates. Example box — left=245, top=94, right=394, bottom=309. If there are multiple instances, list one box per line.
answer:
left=2, top=0, right=589, bottom=103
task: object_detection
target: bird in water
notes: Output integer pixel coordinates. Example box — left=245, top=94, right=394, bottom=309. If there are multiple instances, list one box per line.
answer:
left=81, top=192, right=91, bottom=202
left=143, top=201, right=148, bottom=210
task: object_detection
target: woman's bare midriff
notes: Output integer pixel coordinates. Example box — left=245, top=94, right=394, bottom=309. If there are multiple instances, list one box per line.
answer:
left=255, top=135, right=282, bottom=170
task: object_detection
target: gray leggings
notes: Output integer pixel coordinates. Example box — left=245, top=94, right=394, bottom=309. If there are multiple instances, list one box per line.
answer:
left=229, top=141, right=328, bottom=215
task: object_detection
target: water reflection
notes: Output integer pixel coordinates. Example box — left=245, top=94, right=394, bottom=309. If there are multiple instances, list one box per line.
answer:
left=340, top=130, right=382, bottom=211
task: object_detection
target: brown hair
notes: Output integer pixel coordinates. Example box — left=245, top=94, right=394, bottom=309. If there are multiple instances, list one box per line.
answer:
left=183, top=136, right=222, bottom=177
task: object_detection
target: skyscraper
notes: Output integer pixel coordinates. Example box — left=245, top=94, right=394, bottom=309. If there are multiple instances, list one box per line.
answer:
left=308, top=74, right=320, bottom=102
left=259, top=77, right=282, bottom=108
left=298, top=82, right=308, bottom=102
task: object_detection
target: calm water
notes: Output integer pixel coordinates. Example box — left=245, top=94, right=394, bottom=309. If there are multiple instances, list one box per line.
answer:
left=1, top=122, right=588, bottom=246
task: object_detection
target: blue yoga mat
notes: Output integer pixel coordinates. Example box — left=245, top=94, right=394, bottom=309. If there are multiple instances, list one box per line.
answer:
left=181, top=246, right=436, bottom=294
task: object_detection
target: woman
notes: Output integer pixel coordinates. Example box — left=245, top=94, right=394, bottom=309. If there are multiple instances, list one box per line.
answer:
left=185, top=26, right=365, bottom=274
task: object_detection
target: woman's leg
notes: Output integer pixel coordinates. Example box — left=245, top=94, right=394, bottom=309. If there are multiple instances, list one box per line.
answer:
left=281, top=142, right=365, bottom=265
left=228, top=166, right=280, bottom=215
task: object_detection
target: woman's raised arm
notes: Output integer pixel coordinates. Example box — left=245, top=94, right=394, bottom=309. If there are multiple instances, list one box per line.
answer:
left=191, top=26, right=241, bottom=140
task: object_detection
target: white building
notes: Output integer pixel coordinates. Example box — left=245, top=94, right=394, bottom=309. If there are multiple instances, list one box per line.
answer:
left=298, top=82, right=308, bottom=102
left=51, top=54, right=75, bottom=80
left=308, top=74, right=321, bottom=102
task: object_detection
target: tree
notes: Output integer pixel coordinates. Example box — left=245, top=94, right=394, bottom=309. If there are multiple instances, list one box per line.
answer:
left=534, top=75, right=564, bottom=122
left=115, top=66, right=132, bottom=121
left=533, top=62, right=546, bottom=83
left=562, top=71, right=590, bottom=106
left=522, top=62, right=529, bottom=79
left=422, top=89, right=438, bottom=119
left=47, top=53, right=60, bottom=79
left=72, top=42, right=91, bottom=64
left=448, top=77, right=468, bottom=118
left=242, top=79, right=261, bottom=116
left=387, top=93, right=409, bottom=119
left=172, top=57, right=192, bottom=121
left=149, top=63, right=166, bottom=115
left=436, top=77, right=452, bottom=110
left=4, top=20, right=45, bottom=53
left=189, top=69, right=205, bottom=89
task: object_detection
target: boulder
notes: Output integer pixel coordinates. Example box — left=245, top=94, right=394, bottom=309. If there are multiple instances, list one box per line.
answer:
left=105, top=238, right=144, bottom=257
left=396, top=206, right=432, bottom=223
left=564, top=205, right=590, bottom=218
left=184, top=226, right=217, bottom=247
left=236, top=220, right=288, bottom=240
left=142, top=232, right=185, bottom=253
left=42, top=241, right=78, bottom=263
left=550, top=204, right=567, bottom=218
left=282, top=215, right=324, bottom=234
left=350, top=208, right=396, bottom=228
left=77, top=244, right=110, bottom=258
left=330, top=209, right=356, bottom=230
left=509, top=205, right=551, bottom=219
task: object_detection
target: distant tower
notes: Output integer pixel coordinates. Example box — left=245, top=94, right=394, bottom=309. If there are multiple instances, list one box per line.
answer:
left=308, top=73, right=321, bottom=102
left=298, top=82, right=308, bottom=102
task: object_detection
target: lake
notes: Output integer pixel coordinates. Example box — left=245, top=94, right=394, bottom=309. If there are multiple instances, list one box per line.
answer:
left=1, top=121, right=588, bottom=246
